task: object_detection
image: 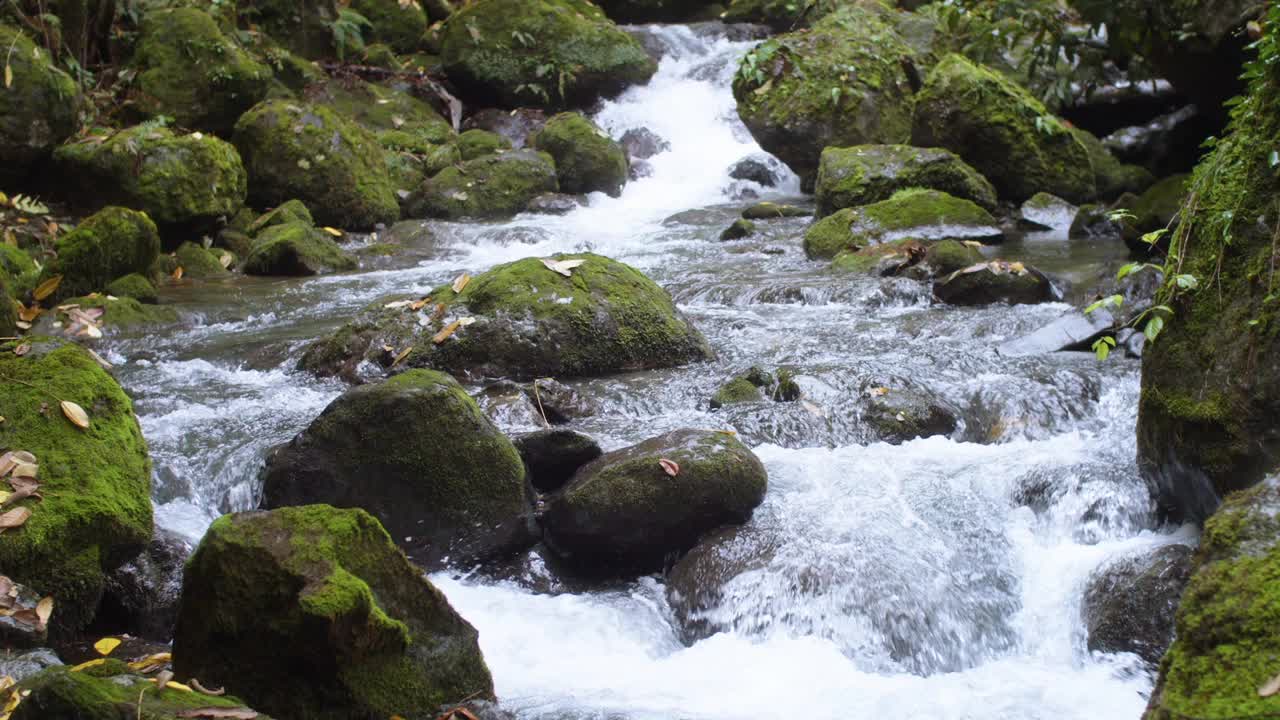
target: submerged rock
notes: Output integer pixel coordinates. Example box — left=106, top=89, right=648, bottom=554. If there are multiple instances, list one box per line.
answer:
left=542, top=429, right=768, bottom=573
left=1084, top=544, right=1191, bottom=667
left=804, top=189, right=1000, bottom=260
left=173, top=506, right=494, bottom=720
left=815, top=144, right=998, bottom=217
left=0, top=25, right=82, bottom=185
left=934, top=261, right=1056, bottom=306
left=39, top=207, right=160, bottom=301
left=861, top=381, right=959, bottom=444
left=405, top=149, right=559, bottom=219
left=1018, top=193, right=1077, bottom=231
left=728, top=157, right=779, bottom=187
left=620, top=127, right=670, bottom=160
left=720, top=219, right=756, bottom=241
left=531, top=112, right=629, bottom=197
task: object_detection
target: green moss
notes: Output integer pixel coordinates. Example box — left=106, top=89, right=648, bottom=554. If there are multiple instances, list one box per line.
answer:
left=42, top=207, right=161, bottom=301
left=439, top=0, right=657, bottom=109
left=457, top=128, right=512, bottom=160
left=723, top=0, right=858, bottom=29
left=0, top=271, right=16, bottom=336
left=252, top=0, right=337, bottom=58
left=1072, top=127, right=1155, bottom=200
left=742, top=202, right=810, bottom=220
left=927, top=239, right=984, bottom=275
left=806, top=189, right=995, bottom=259
left=814, top=144, right=998, bottom=217
left=233, top=100, right=400, bottom=230
left=174, top=242, right=233, bottom=278
left=0, top=339, right=152, bottom=638
left=911, top=54, right=1097, bottom=203
left=248, top=199, right=314, bottom=235
left=805, top=209, right=861, bottom=260
left=243, top=221, right=357, bottom=276
left=531, top=112, right=628, bottom=197
left=405, top=149, right=558, bottom=219
left=133, top=8, right=271, bottom=133
left=828, top=238, right=925, bottom=274
left=352, top=0, right=428, bottom=53
left=710, top=377, right=762, bottom=408
left=0, top=25, right=81, bottom=184
left=316, top=79, right=455, bottom=148
left=0, top=244, right=37, bottom=285
left=63, top=294, right=179, bottom=327
left=720, top=219, right=756, bottom=241
left=104, top=273, right=158, bottom=303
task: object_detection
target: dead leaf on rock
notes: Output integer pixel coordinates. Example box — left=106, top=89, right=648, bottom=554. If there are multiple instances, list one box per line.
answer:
left=69, top=658, right=106, bottom=672
left=176, top=708, right=258, bottom=719
left=218, top=253, right=233, bottom=269
left=32, top=275, right=62, bottom=302
left=659, top=458, right=680, bottom=477
left=0, top=507, right=30, bottom=533
left=15, top=303, right=40, bottom=323
left=86, top=348, right=113, bottom=369
left=432, top=320, right=463, bottom=345
left=437, top=708, right=481, bottom=720
left=60, top=400, right=90, bottom=429
left=391, top=347, right=412, bottom=367
left=0, top=454, right=15, bottom=479
left=322, top=227, right=343, bottom=237
left=384, top=300, right=414, bottom=309
left=451, top=273, right=471, bottom=293
left=12, top=344, right=28, bottom=357
left=172, top=266, right=185, bottom=281
left=541, top=258, right=586, bottom=277
left=189, top=678, right=225, bottom=696
left=1260, top=672, right=1280, bottom=697
left=128, top=652, right=171, bottom=673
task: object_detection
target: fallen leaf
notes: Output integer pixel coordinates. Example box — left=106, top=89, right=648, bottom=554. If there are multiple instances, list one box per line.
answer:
left=451, top=273, right=470, bottom=293
left=127, top=652, right=171, bottom=673
left=86, top=348, right=113, bottom=369
left=866, top=387, right=890, bottom=398
left=60, top=401, right=90, bottom=429
left=410, top=297, right=430, bottom=311
left=166, top=680, right=194, bottom=692
left=12, top=344, right=28, bottom=357
left=3, top=64, right=11, bottom=89
left=10, top=452, right=34, bottom=465
left=69, top=658, right=106, bottom=672
left=15, top=303, right=40, bottom=322
left=2, top=478, right=41, bottom=508
left=176, top=708, right=258, bottom=719
left=391, top=347, right=412, bottom=367
left=14, top=321, right=29, bottom=331
left=189, top=678, right=225, bottom=696
left=34, top=597, right=50, bottom=628
left=1260, top=672, right=1280, bottom=697
left=0, top=507, right=31, bottom=532
left=659, top=458, right=680, bottom=477
left=541, top=258, right=586, bottom=277
left=432, top=320, right=463, bottom=344
left=172, top=266, right=184, bottom=281
left=32, top=275, right=62, bottom=302
left=321, top=227, right=343, bottom=237
left=0, top=454, right=14, bottom=478
left=94, top=637, right=122, bottom=656
left=218, top=253, right=233, bottom=269
left=384, top=300, right=414, bottom=309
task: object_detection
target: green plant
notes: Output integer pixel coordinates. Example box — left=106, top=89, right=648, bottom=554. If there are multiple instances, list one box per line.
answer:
left=737, top=43, right=777, bottom=86
left=326, top=8, right=372, bottom=61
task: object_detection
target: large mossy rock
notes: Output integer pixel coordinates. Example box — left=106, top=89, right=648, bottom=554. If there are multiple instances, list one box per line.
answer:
left=173, top=505, right=494, bottom=720
left=0, top=25, right=81, bottom=185
left=261, top=370, right=529, bottom=566
left=542, top=429, right=768, bottom=573
left=233, top=100, right=400, bottom=230
left=313, top=78, right=455, bottom=148
left=302, top=253, right=713, bottom=381
left=53, top=126, right=246, bottom=236
left=0, top=338, right=153, bottom=638
left=814, top=144, right=998, bottom=217
left=440, top=0, right=657, bottom=109
left=351, top=0, right=429, bottom=53
left=404, top=149, right=559, bottom=219
left=732, top=5, right=919, bottom=188
left=1072, top=127, right=1155, bottom=201
left=531, top=112, right=628, bottom=197
left=243, top=221, right=357, bottom=276
left=40, top=207, right=161, bottom=301
left=1136, top=49, right=1280, bottom=523
left=133, top=8, right=271, bottom=133
left=911, top=54, right=1096, bottom=203
left=1142, top=475, right=1280, bottom=720
left=0, top=271, right=16, bottom=337
left=803, top=189, right=998, bottom=260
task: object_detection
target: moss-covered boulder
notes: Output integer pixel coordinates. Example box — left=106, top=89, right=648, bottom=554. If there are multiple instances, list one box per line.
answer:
left=814, top=144, right=998, bottom=217
left=248, top=199, right=314, bottom=234
left=251, top=0, right=338, bottom=58
left=59, top=294, right=179, bottom=329
left=457, top=128, right=511, bottom=160
left=515, top=429, right=603, bottom=494
left=13, top=659, right=274, bottom=720
left=0, top=26, right=82, bottom=185
left=302, top=253, right=712, bottom=381
left=542, top=429, right=768, bottom=573
left=233, top=100, right=400, bottom=230
left=934, top=260, right=1055, bottom=306
left=0, top=338, right=153, bottom=638
left=173, top=505, right=494, bottom=720
left=531, top=112, right=628, bottom=197
left=404, top=149, right=558, bottom=219
left=911, top=54, right=1096, bottom=203
left=440, top=0, right=657, bottom=109
left=1072, top=127, right=1155, bottom=201
left=732, top=5, right=919, bottom=188
left=53, top=126, right=247, bottom=236
left=0, top=271, right=16, bottom=337
left=40, top=207, right=161, bottom=301
left=741, top=202, right=811, bottom=220
left=173, top=241, right=232, bottom=278
left=243, top=221, right=357, bottom=276
left=132, top=8, right=271, bottom=133
left=351, top=0, right=428, bottom=53
left=312, top=78, right=455, bottom=149
left=261, top=370, right=529, bottom=566
left=1141, top=476, right=1280, bottom=720
left=720, top=219, right=756, bottom=241
left=804, top=189, right=999, bottom=260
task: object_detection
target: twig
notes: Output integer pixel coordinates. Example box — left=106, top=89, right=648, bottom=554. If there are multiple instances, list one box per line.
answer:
left=531, top=380, right=549, bottom=429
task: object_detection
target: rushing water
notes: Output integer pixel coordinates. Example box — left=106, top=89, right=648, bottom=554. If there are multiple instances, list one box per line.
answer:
left=99, top=24, right=1193, bottom=720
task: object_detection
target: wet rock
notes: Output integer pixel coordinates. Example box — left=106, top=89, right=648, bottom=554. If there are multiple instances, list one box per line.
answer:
left=742, top=201, right=810, bottom=220
left=405, top=149, right=559, bottom=220
left=720, top=219, right=756, bottom=241
left=1105, top=105, right=1212, bottom=176
left=0, top=338, right=153, bottom=639
left=665, top=525, right=778, bottom=642
left=524, top=378, right=597, bottom=423
left=1018, top=193, right=1077, bottom=231
left=0, top=649, right=60, bottom=683
left=476, top=380, right=547, bottom=429
left=815, top=144, right=997, bottom=217
left=261, top=370, right=531, bottom=567
left=861, top=381, right=958, bottom=444
left=515, top=429, right=603, bottom=493
left=243, top=222, right=357, bottom=276
left=0, top=25, right=82, bottom=185
left=934, top=261, right=1056, bottom=306
left=805, top=189, right=1000, bottom=260
left=728, top=157, right=778, bottom=187
left=104, top=274, right=158, bottom=304
left=629, top=158, right=655, bottom=180
left=999, top=308, right=1116, bottom=357
left=173, top=242, right=233, bottom=279
left=620, top=127, right=671, bottom=160
left=1120, top=174, right=1188, bottom=255
left=912, top=54, right=1096, bottom=203
left=542, top=429, right=768, bottom=573
left=1084, top=544, right=1192, bottom=666
left=1071, top=126, right=1155, bottom=200
left=710, top=377, right=762, bottom=408
left=1069, top=204, right=1123, bottom=239
left=440, top=0, right=657, bottom=109
left=710, top=366, right=798, bottom=409
left=173, top=506, right=493, bottom=720
left=38, top=207, right=160, bottom=302
left=526, top=192, right=585, bottom=215
left=0, top=576, right=52, bottom=648
left=95, top=528, right=192, bottom=641
left=463, top=108, right=548, bottom=148
left=531, top=112, right=629, bottom=197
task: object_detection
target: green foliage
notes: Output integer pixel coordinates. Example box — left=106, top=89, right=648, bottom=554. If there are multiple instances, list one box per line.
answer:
left=326, top=8, right=373, bottom=61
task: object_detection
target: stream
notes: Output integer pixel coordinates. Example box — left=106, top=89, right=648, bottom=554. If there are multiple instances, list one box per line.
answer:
left=103, top=24, right=1190, bottom=720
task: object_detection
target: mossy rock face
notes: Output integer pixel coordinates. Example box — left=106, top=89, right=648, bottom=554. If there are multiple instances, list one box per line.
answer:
left=313, top=78, right=455, bottom=148
left=14, top=659, right=274, bottom=720
left=261, top=370, right=530, bottom=566
left=0, top=338, right=153, bottom=638
left=439, top=0, right=658, bottom=109
left=531, top=112, right=628, bottom=197
left=814, top=144, right=998, bottom=217
left=1136, top=54, right=1280, bottom=523
left=457, top=128, right=512, bottom=160
left=934, top=260, right=1055, bottom=306
left=1141, top=476, right=1280, bottom=720
left=911, top=54, right=1096, bottom=204
left=542, top=429, right=768, bottom=573
left=133, top=8, right=272, bottom=133
left=803, top=189, right=998, bottom=260
left=710, top=377, right=762, bottom=408
left=104, top=273, right=158, bottom=303
left=252, top=0, right=338, bottom=58
left=302, top=253, right=713, bottom=381
left=53, top=126, right=247, bottom=236
left=233, top=100, right=400, bottom=230
left=742, top=202, right=810, bottom=220
left=722, top=0, right=849, bottom=30
left=173, top=241, right=232, bottom=278
left=404, top=149, right=558, bottom=219
left=247, top=199, right=313, bottom=235
left=352, top=0, right=428, bottom=53
left=243, top=221, right=357, bottom=276
left=595, top=0, right=721, bottom=22
left=0, top=25, right=81, bottom=185
left=719, top=219, right=756, bottom=241
left=0, top=245, right=37, bottom=297
left=173, top=505, right=495, bottom=720
left=732, top=5, right=919, bottom=188
left=1072, top=127, right=1154, bottom=201
left=61, top=295, right=180, bottom=329
left=42, top=207, right=161, bottom=301
left=926, top=239, right=984, bottom=276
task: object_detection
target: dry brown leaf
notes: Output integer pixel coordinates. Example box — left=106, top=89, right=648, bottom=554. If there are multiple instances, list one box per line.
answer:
left=1260, top=672, right=1280, bottom=697
left=60, top=400, right=90, bottom=429
left=540, top=258, right=586, bottom=277
left=176, top=708, right=258, bottom=719
left=189, top=678, right=225, bottom=696
left=33, top=596, right=49, bottom=628
left=32, top=275, right=62, bottom=302
left=410, top=297, right=430, bottom=311
left=0, top=454, right=14, bottom=479
left=218, top=253, right=233, bottom=269
left=12, top=343, right=28, bottom=357
left=451, top=273, right=470, bottom=293
left=172, top=266, right=185, bottom=281
left=432, top=320, right=463, bottom=345
left=15, top=303, right=40, bottom=323
left=2, top=478, right=41, bottom=508
left=0, top=507, right=31, bottom=533
left=391, top=347, right=412, bottom=367
left=659, top=458, right=680, bottom=477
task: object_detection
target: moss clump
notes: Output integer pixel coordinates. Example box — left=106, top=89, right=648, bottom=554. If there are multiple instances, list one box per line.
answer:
left=911, top=54, right=1096, bottom=203
left=805, top=209, right=862, bottom=260
left=0, top=25, right=81, bottom=185
left=1121, top=174, right=1189, bottom=253
left=405, top=149, right=558, bottom=219
left=742, top=202, right=810, bottom=220
left=0, top=339, right=153, bottom=638
left=457, top=128, right=512, bottom=160
left=732, top=4, right=918, bottom=188
left=41, top=207, right=161, bottom=301
left=313, top=79, right=455, bottom=148
left=927, top=239, right=985, bottom=275
left=104, top=273, right=158, bottom=303
left=710, top=377, right=762, bottom=408
left=814, top=144, right=998, bottom=217
left=173, top=242, right=232, bottom=278
left=0, top=271, right=16, bottom=336
left=829, top=238, right=925, bottom=274
left=439, top=0, right=657, bottom=109
left=172, top=505, right=494, bottom=720
left=132, top=8, right=271, bottom=133
left=243, top=222, right=357, bottom=276
left=805, top=189, right=996, bottom=259
left=723, top=0, right=849, bottom=29
left=62, top=294, right=179, bottom=328
left=531, top=112, right=628, bottom=197
left=351, top=0, right=428, bottom=53
left=53, top=126, right=247, bottom=235
left=0, top=245, right=37, bottom=297
left=248, top=199, right=314, bottom=235
left=720, top=219, right=756, bottom=241
left=233, top=100, right=400, bottom=230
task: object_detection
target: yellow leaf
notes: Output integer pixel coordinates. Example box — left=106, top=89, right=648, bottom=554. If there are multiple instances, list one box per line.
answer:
left=94, top=637, right=122, bottom=656
left=34, top=596, right=51, bottom=628
left=32, top=275, right=62, bottom=302
left=451, top=273, right=470, bottom=293
left=432, top=320, right=462, bottom=345
left=69, top=658, right=106, bottom=672
left=322, top=227, right=343, bottom=237
left=127, top=652, right=171, bottom=672
left=166, top=681, right=194, bottom=692
left=390, top=347, right=412, bottom=367
left=3, top=64, right=10, bottom=89
left=172, top=266, right=185, bottom=281
left=60, top=400, right=90, bottom=429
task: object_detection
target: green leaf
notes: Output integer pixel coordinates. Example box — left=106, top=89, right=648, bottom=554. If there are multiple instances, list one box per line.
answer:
left=1144, top=315, right=1166, bottom=343
left=1092, top=336, right=1116, bottom=361
left=1116, top=263, right=1140, bottom=281
left=1085, top=294, right=1123, bottom=315
left=1174, top=274, right=1199, bottom=290
left=1142, top=229, right=1169, bottom=246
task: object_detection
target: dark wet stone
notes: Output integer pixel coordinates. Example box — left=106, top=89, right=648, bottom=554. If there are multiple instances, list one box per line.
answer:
left=515, top=429, right=603, bottom=493
left=620, top=127, right=670, bottom=160
left=1000, top=309, right=1116, bottom=357
left=728, top=157, right=778, bottom=187
left=1084, top=544, right=1192, bottom=666
left=526, top=193, right=585, bottom=215
left=94, top=527, right=193, bottom=641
